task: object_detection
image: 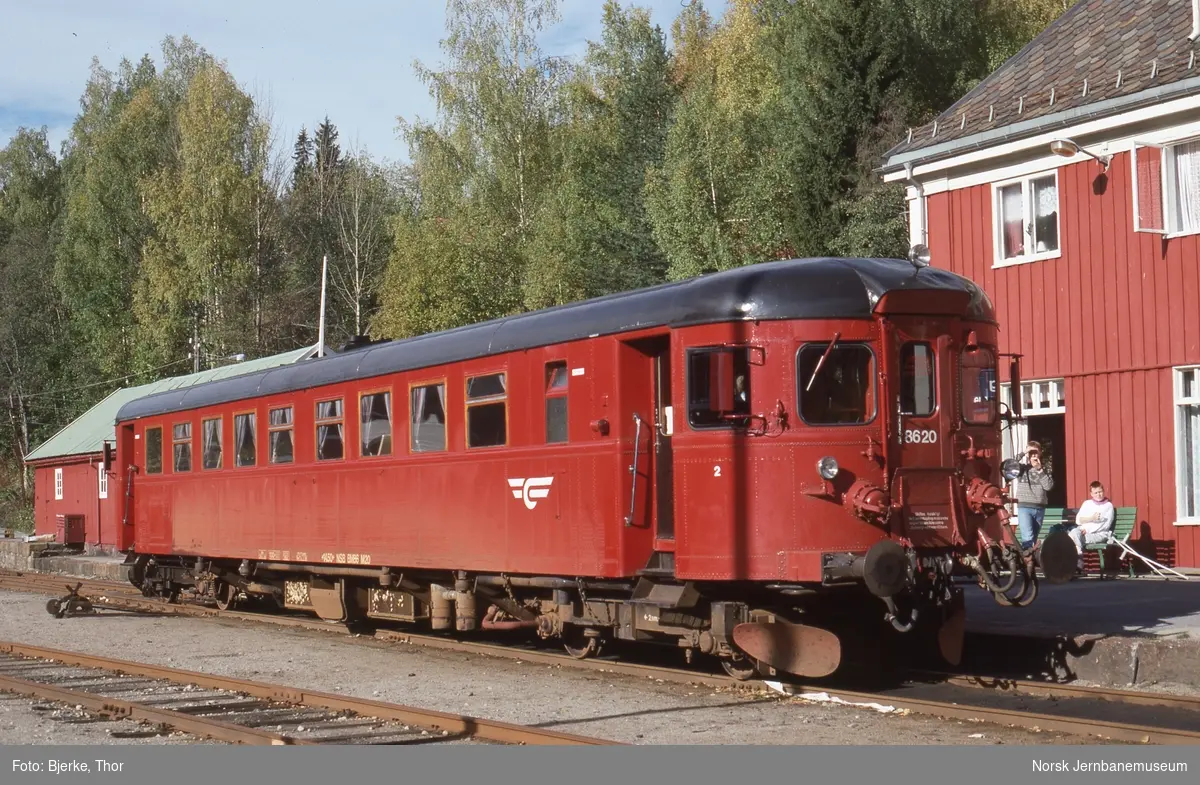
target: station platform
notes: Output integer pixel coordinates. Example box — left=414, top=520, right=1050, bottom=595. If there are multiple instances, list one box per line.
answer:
left=962, top=576, right=1200, bottom=692
left=0, top=536, right=129, bottom=582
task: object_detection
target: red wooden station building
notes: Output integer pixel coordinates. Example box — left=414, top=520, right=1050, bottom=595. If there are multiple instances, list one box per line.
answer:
left=882, top=0, right=1200, bottom=567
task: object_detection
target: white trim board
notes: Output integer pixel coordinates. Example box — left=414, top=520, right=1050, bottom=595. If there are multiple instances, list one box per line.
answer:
left=885, top=94, right=1200, bottom=194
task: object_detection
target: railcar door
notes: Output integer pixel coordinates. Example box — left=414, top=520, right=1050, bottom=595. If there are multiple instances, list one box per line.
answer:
left=882, top=318, right=960, bottom=546
left=618, top=335, right=675, bottom=573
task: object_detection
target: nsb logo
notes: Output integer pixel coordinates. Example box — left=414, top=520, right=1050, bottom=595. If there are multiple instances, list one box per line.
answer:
left=508, top=477, right=554, bottom=510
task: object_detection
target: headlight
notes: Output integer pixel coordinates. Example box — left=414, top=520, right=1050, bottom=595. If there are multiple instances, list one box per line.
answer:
left=817, top=457, right=839, bottom=481
left=1001, top=458, right=1020, bottom=481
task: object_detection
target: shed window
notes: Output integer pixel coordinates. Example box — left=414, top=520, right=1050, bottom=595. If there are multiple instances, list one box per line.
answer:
left=687, top=348, right=752, bottom=429
left=900, top=342, right=936, bottom=417
left=545, top=361, right=568, bottom=444
left=796, top=343, right=876, bottom=425
left=467, top=373, right=507, bottom=448
left=411, top=383, right=446, bottom=453
left=316, top=399, right=344, bottom=461
left=235, top=413, right=256, bottom=467
left=360, top=392, right=392, bottom=457
left=202, top=417, right=223, bottom=470
left=54, top=468, right=63, bottom=500
left=173, top=423, right=192, bottom=472
left=98, top=463, right=108, bottom=499
left=145, top=427, right=163, bottom=474
left=268, top=407, right=294, bottom=464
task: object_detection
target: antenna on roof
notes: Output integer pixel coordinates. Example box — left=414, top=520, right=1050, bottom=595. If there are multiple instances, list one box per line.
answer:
left=318, top=254, right=328, bottom=359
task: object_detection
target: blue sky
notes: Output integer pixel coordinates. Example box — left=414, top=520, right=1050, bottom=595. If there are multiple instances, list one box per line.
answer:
left=0, top=0, right=720, bottom=166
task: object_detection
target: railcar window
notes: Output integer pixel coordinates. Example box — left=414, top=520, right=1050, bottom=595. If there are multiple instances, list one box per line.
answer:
left=145, top=427, right=163, bottom=474
left=960, top=347, right=998, bottom=425
left=687, top=348, right=752, bottom=429
left=467, top=373, right=507, bottom=448
left=360, top=392, right=392, bottom=457
left=235, top=413, right=256, bottom=467
left=316, top=399, right=344, bottom=461
left=268, top=407, right=294, bottom=464
left=411, top=383, right=446, bottom=452
left=545, top=361, right=568, bottom=444
left=795, top=344, right=876, bottom=425
left=172, top=423, right=192, bottom=472
left=202, top=417, right=223, bottom=470
left=900, top=343, right=936, bottom=417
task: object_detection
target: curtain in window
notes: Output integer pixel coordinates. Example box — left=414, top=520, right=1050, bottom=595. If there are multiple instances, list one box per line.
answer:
left=1033, top=178, right=1059, bottom=252
left=1174, top=141, right=1200, bottom=232
left=360, top=395, right=372, bottom=453
left=1000, top=184, right=1024, bottom=258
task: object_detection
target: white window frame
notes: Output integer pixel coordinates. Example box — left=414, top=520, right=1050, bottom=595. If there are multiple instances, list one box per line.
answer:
left=1132, top=136, right=1200, bottom=239
left=991, top=171, right=1062, bottom=268
left=1174, top=365, right=1200, bottom=525
left=54, top=467, right=63, bottom=500
left=97, top=463, right=108, bottom=500
left=999, top=379, right=1066, bottom=461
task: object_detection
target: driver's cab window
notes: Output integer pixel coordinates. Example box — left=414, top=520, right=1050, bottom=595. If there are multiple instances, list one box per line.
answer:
left=796, top=343, right=876, bottom=425
left=687, top=348, right=752, bottom=429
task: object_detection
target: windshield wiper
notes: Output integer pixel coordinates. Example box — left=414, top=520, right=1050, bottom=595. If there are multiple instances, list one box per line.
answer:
left=805, top=331, right=841, bottom=392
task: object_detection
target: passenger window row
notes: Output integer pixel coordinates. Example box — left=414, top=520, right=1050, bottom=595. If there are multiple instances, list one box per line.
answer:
left=141, top=362, right=570, bottom=474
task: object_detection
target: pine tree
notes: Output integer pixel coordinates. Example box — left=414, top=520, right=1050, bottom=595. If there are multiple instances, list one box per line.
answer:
left=292, top=127, right=313, bottom=187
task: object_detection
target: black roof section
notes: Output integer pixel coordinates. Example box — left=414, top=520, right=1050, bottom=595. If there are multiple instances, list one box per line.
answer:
left=116, top=257, right=993, bottom=422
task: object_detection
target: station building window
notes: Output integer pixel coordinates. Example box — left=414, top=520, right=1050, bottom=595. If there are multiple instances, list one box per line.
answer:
left=1176, top=366, right=1200, bottom=523
left=145, top=427, right=163, bottom=474
left=54, top=468, right=62, bottom=500
left=687, top=348, right=752, bottom=429
left=467, top=373, right=507, bottom=448
left=202, top=417, right=223, bottom=470
left=796, top=343, right=876, bottom=425
left=173, top=423, right=192, bottom=472
left=316, top=399, right=345, bottom=461
left=235, top=412, right=257, bottom=467
left=360, top=392, right=393, bottom=457
left=268, top=407, right=294, bottom=464
left=545, top=361, right=568, bottom=444
left=411, top=383, right=446, bottom=453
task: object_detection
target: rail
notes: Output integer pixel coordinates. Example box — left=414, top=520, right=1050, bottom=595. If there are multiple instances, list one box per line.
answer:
left=0, top=641, right=618, bottom=746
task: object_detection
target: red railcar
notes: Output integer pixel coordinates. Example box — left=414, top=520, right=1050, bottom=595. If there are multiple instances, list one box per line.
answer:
left=112, top=257, right=1071, bottom=678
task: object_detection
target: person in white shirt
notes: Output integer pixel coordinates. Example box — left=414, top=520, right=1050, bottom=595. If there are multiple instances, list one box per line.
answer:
left=1071, top=481, right=1115, bottom=572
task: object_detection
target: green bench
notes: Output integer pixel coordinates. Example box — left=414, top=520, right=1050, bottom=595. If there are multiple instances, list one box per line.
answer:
left=1035, top=506, right=1138, bottom=576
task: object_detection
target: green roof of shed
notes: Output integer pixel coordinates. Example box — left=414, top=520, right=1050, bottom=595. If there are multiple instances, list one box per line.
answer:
left=25, top=345, right=319, bottom=463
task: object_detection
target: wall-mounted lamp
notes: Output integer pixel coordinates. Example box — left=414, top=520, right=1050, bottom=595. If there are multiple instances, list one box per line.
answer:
left=1050, top=138, right=1111, bottom=171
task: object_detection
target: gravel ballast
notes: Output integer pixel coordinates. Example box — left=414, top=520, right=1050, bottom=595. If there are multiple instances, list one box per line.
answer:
left=0, top=589, right=1102, bottom=745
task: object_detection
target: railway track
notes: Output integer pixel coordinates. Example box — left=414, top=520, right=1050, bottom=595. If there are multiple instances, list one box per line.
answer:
left=4, top=569, right=1200, bottom=744
left=0, top=641, right=616, bottom=746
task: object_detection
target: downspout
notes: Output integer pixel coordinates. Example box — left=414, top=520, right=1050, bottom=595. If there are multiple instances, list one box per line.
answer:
left=1191, top=0, right=1200, bottom=41
left=903, top=163, right=927, bottom=250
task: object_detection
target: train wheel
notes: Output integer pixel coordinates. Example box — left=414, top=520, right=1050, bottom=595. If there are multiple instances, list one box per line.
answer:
left=562, top=627, right=602, bottom=659
left=214, top=582, right=238, bottom=611
left=720, top=656, right=759, bottom=681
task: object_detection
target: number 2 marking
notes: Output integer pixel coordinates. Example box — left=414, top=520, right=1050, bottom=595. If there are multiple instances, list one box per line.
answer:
left=713, top=465, right=722, bottom=477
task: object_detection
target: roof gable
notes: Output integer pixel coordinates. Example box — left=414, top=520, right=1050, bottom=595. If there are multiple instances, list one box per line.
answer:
left=24, top=346, right=318, bottom=463
left=885, top=0, right=1200, bottom=168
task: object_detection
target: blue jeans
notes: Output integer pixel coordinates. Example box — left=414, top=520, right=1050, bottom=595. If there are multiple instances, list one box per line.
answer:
left=1017, top=506, right=1045, bottom=551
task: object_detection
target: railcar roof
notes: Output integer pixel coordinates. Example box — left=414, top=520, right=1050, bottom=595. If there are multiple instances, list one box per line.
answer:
left=116, top=257, right=993, bottom=422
